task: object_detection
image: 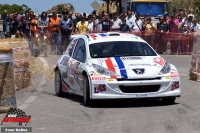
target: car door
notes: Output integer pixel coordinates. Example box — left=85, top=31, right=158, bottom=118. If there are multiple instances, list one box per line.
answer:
left=68, top=38, right=87, bottom=92
left=60, top=38, right=79, bottom=91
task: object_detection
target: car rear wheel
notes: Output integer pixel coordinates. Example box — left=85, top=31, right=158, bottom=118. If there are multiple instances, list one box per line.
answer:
left=55, top=69, right=65, bottom=96
left=83, top=74, right=91, bottom=106
left=162, top=97, right=176, bottom=104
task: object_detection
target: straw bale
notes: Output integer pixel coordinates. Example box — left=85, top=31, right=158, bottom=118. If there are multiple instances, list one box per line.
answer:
left=14, top=51, right=30, bottom=61
left=189, top=71, right=197, bottom=81
left=15, top=70, right=31, bottom=90
left=0, top=45, right=13, bottom=53
left=0, top=63, right=14, bottom=79
left=14, top=59, right=30, bottom=68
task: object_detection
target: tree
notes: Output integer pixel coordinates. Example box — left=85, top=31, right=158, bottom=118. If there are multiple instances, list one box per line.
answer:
left=0, top=4, right=32, bottom=15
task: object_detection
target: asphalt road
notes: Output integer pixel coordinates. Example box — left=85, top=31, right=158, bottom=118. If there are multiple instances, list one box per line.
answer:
left=1, top=54, right=200, bottom=133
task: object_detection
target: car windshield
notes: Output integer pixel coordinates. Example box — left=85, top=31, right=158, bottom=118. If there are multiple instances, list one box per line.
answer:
left=89, top=41, right=157, bottom=58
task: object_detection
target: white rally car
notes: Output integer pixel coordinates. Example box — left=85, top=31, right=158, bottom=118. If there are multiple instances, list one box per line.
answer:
left=54, top=32, right=181, bottom=106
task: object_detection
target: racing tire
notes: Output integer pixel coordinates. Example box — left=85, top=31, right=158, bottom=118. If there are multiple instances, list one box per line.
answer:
left=83, top=74, right=91, bottom=106
left=55, top=69, right=66, bottom=97
left=162, top=97, right=176, bottom=104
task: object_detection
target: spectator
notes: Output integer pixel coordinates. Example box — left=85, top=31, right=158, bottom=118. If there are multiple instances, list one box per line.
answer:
left=99, top=13, right=112, bottom=32
left=180, top=14, right=193, bottom=32
left=111, top=12, right=122, bottom=31
left=156, top=16, right=169, bottom=54
left=49, top=10, right=61, bottom=55
left=76, top=16, right=88, bottom=34
left=59, top=10, right=73, bottom=53
left=143, top=17, right=156, bottom=48
left=95, top=12, right=102, bottom=32
left=168, top=13, right=179, bottom=33
left=120, top=19, right=130, bottom=32
left=191, top=19, right=200, bottom=32
left=156, top=16, right=169, bottom=32
left=38, top=12, right=49, bottom=34
left=119, top=12, right=127, bottom=20
left=30, top=11, right=38, bottom=39
left=18, top=18, right=30, bottom=40
left=87, top=14, right=95, bottom=33
left=10, top=12, right=19, bottom=35
left=15, top=11, right=21, bottom=22
left=126, top=10, right=135, bottom=29
left=132, top=13, right=143, bottom=32
left=2, top=10, right=9, bottom=38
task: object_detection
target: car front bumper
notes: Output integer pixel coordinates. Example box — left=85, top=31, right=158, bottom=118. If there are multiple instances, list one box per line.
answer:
left=89, top=76, right=181, bottom=99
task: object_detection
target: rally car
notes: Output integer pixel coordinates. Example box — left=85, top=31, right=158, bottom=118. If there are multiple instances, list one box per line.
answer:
left=54, top=32, right=181, bottom=106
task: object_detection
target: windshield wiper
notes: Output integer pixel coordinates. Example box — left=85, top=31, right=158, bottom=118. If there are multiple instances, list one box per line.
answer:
left=114, top=54, right=143, bottom=57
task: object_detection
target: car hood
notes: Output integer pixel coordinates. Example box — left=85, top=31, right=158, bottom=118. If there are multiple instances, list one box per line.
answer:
left=90, top=56, right=166, bottom=79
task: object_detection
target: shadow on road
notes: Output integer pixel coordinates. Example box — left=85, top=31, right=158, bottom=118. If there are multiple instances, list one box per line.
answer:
left=55, top=93, right=179, bottom=108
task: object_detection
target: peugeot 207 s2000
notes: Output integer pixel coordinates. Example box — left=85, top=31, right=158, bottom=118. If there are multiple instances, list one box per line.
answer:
left=54, top=32, right=181, bottom=106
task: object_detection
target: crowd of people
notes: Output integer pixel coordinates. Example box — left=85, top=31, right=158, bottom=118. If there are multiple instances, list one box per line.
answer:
left=2, top=8, right=200, bottom=56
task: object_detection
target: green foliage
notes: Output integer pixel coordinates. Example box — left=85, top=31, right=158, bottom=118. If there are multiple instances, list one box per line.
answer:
left=57, top=5, right=64, bottom=14
left=0, top=4, right=31, bottom=15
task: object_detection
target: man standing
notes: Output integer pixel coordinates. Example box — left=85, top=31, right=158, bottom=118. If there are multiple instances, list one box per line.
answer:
left=156, top=16, right=169, bottom=54
left=76, top=16, right=88, bottom=34
left=111, top=12, right=122, bottom=31
left=95, top=12, right=102, bottom=32
left=126, top=10, right=135, bottom=29
left=98, top=13, right=112, bottom=32
left=18, top=18, right=30, bottom=40
left=49, top=10, right=61, bottom=55
left=132, top=13, right=143, bottom=32
left=11, top=12, right=20, bottom=36
left=30, top=11, right=37, bottom=39
left=2, top=10, right=9, bottom=37
left=59, top=10, right=73, bottom=54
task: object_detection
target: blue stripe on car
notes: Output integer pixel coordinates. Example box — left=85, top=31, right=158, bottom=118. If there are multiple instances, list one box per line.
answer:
left=114, top=57, right=128, bottom=79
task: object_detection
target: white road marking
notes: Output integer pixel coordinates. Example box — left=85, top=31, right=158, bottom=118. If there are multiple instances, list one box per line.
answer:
left=25, top=96, right=37, bottom=103
left=18, top=57, right=49, bottom=110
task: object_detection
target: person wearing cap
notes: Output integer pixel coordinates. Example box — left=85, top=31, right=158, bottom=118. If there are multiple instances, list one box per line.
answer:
left=49, top=10, right=61, bottom=55
left=59, top=10, right=73, bottom=53
left=76, top=16, right=88, bottom=34
left=30, top=11, right=38, bottom=39
left=180, top=14, right=194, bottom=32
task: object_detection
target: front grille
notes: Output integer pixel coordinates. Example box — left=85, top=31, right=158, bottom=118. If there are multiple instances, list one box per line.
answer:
left=117, top=77, right=161, bottom=81
left=119, top=85, right=160, bottom=93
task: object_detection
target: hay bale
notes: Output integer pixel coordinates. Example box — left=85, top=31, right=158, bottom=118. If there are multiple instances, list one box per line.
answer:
left=15, top=70, right=31, bottom=90
left=0, top=52, right=16, bottom=109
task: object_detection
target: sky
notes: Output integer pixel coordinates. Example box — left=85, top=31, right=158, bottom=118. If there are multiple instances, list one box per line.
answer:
left=1, top=0, right=104, bottom=14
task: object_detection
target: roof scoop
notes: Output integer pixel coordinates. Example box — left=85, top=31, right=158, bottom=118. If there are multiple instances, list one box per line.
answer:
left=107, top=32, right=120, bottom=36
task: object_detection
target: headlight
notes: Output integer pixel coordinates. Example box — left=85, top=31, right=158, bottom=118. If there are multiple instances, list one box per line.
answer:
left=158, top=62, right=171, bottom=75
left=92, top=64, right=118, bottom=76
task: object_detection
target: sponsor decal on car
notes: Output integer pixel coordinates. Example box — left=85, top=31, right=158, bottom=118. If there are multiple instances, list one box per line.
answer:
left=129, top=63, right=152, bottom=66
left=171, top=72, right=180, bottom=78
left=108, top=78, right=114, bottom=82
left=153, top=57, right=166, bottom=66
left=121, top=56, right=143, bottom=61
left=91, top=74, right=103, bottom=76
left=92, top=77, right=106, bottom=80
left=166, top=76, right=170, bottom=80
left=171, top=82, right=180, bottom=91
left=94, top=84, right=106, bottom=93
left=136, top=94, right=147, bottom=97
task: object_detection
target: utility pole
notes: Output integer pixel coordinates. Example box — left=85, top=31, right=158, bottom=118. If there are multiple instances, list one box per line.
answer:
left=107, top=0, right=109, bottom=13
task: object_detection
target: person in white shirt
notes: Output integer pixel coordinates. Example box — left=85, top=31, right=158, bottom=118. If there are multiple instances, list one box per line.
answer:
left=132, top=13, right=143, bottom=31
left=191, top=19, right=200, bottom=32
left=95, top=12, right=102, bottom=32
left=126, top=10, right=135, bottom=29
left=87, top=14, right=95, bottom=33
left=111, top=12, right=122, bottom=31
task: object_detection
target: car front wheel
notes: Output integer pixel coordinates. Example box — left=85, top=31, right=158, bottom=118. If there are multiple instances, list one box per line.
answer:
left=55, top=69, right=65, bottom=96
left=83, top=74, right=91, bottom=106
